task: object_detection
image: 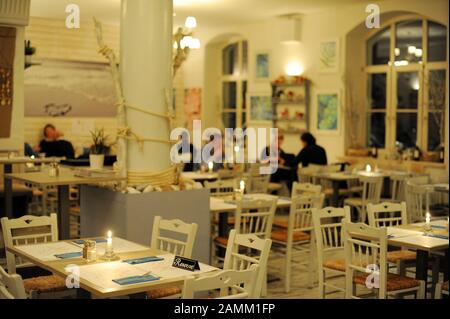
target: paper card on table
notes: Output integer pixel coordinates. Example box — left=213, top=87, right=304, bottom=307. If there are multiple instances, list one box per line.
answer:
left=15, top=242, right=82, bottom=261
left=172, top=256, right=200, bottom=272
left=72, top=238, right=108, bottom=246
left=95, top=237, right=148, bottom=255
left=387, top=227, right=422, bottom=239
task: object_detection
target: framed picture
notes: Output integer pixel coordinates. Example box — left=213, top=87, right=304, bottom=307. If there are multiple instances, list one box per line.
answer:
left=255, top=51, right=270, bottom=81
left=316, top=91, right=339, bottom=134
left=247, top=92, right=273, bottom=124
left=319, top=39, right=339, bottom=73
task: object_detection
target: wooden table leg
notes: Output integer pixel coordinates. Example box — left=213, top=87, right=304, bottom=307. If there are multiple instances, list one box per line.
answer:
left=217, top=212, right=229, bottom=258
left=416, top=250, right=429, bottom=298
left=331, top=180, right=340, bottom=207
left=3, top=164, right=13, bottom=218
left=58, top=185, right=70, bottom=239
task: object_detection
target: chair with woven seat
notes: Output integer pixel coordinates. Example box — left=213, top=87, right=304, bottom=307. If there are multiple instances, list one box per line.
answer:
left=182, top=264, right=259, bottom=299
left=206, top=179, right=238, bottom=233
left=0, top=265, right=26, bottom=299
left=271, top=193, right=325, bottom=292
left=1, top=214, right=71, bottom=299
left=390, top=174, right=412, bottom=203
left=312, top=206, right=351, bottom=298
left=343, top=220, right=425, bottom=299
left=344, top=175, right=383, bottom=222
left=405, top=182, right=430, bottom=223
left=146, top=216, right=198, bottom=299
left=247, top=174, right=270, bottom=194
left=223, top=230, right=272, bottom=298
left=435, top=281, right=449, bottom=299
left=367, top=202, right=417, bottom=276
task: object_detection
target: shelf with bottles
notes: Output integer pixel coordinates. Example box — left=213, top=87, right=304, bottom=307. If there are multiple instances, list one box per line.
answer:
left=271, top=75, right=308, bottom=87
left=274, top=108, right=306, bottom=122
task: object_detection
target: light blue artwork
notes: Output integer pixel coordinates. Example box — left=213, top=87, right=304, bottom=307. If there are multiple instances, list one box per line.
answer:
left=317, top=93, right=338, bottom=131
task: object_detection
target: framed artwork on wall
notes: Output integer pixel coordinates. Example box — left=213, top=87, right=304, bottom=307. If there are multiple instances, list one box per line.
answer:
left=255, top=51, right=270, bottom=81
left=316, top=91, right=340, bottom=134
left=247, top=92, right=273, bottom=124
left=318, top=39, right=339, bottom=73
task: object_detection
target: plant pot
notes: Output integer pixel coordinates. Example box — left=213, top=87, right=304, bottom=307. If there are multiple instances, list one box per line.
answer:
left=89, top=154, right=105, bottom=170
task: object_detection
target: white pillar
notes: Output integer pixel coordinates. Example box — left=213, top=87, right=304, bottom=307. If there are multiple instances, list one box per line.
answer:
left=120, top=0, right=172, bottom=173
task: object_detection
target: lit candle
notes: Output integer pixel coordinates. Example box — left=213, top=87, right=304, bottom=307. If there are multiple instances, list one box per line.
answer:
left=240, top=180, right=245, bottom=192
left=425, top=212, right=431, bottom=231
left=208, top=161, right=213, bottom=172
left=234, top=145, right=240, bottom=153
left=365, top=164, right=372, bottom=173
left=106, top=230, right=113, bottom=254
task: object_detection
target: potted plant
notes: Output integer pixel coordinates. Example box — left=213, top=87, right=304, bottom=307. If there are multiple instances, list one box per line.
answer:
left=89, top=128, right=109, bottom=170
left=24, top=40, right=36, bottom=65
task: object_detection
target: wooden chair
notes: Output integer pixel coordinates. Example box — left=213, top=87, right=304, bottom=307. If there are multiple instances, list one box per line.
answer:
left=390, top=174, right=411, bottom=202
left=146, top=216, right=198, bottom=299
left=271, top=194, right=325, bottom=292
left=435, top=281, right=449, bottom=299
left=297, top=165, right=322, bottom=184
left=223, top=230, right=272, bottom=298
left=312, top=206, right=351, bottom=298
left=343, top=221, right=425, bottom=299
left=367, top=202, right=417, bottom=276
left=344, top=175, right=383, bottom=222
left=182, top=264, right=259, bottom=299
left=0, top=266, right=26, bottom=299
left=247, top=175, right=270, bottom=194
left=291, top=182, right=322, bottom=197
left=1, top=214, right=69, bottom=298
left=205, top=179, right=237, bottom=198
left=405, top=182, right=432, bottom=223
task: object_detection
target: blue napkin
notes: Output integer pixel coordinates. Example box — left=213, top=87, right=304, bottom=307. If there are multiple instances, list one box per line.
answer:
left=431, top=225, right=447, bottom=230
left=112, top=275, right=159, bottom=285
left=54, top=252, right=83, bottom=259
left=123, top=256, right=164, bottom=265
left=425, top=234, right=449, bottom=240
left=72, top=238, right=108, bottom=245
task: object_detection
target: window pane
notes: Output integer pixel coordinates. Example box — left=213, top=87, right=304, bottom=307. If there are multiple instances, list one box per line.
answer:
left=242, top=81, right=247, bottom=110
left=367, top=113, right=386, bottom=148
left=396, top=113, right=417, bottom=148
left=397, top=72, right=419, bottom=109
left=223, top=82, right=237, bottom=110
left=428, top=112, right=444, bottom=151
left=222, top=43, right=238, bottom=75
left=428, top=70, right=446, bottom=111
left=395, top=20, right=423, bottom=63
left=368, top=73, right=387, bottom=109
left=367, top=27, right=390, bottom=65
left=222, top=112, right=236, bottom=128
left=428, top=21, right=447, bottom=62
left=241, top=112, right=247, bottom=128
left=242, top=41, right=248, bottom=77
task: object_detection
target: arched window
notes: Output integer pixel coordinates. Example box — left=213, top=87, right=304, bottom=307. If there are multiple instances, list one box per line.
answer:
left=221, top=39, right=248, bottom=128
left=365, top=18, right=447, bottom=154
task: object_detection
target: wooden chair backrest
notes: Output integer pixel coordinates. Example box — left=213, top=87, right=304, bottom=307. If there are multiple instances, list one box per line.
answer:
left=367, top=202, right=407, bottom=228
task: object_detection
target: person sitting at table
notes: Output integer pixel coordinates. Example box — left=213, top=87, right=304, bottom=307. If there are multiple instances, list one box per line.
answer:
left=287, top=132, right=327, bottom=168
left=37, top=124, right=75, bottom=159
left=176, top=131, right=199, bottom=172
left=203, top=133, right=224, bottom=172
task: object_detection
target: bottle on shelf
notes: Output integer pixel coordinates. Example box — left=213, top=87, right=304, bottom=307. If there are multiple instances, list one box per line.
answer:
left=413, top=145, right=421, bottom=161
left=371, top=146, right=378, bottom=159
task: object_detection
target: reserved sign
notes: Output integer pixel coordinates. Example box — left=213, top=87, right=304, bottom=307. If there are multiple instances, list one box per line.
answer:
left=172, top=256, right=200, bottom=272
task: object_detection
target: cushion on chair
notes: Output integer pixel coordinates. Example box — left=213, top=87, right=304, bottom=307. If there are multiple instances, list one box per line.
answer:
left=23, top=275, right=67, bottom=294
left=387, top=250, right=417, bottom=263
left=146, top=286, right=182, bottom=299
left=323, top=259, right=346, bottom=271
left=353, top=273, right=420, bottom=291
left=214, top=236, right=229, bottom=246
left=271, top=230, right=310, bottom=242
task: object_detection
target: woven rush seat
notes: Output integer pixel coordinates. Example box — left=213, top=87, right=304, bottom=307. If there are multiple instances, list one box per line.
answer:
left=353, top=273, right=420, bottom=291
left=214, top=236, right=229, bottom=246
left=23, top=275, right=67, bottom=294
left=442, top=281, right=449, bottom=291
left=271, top=230, right=310, bottom=242
left=323, top=259, right=346, bottom=271
left=387, top=250, right=417, bottom=263
left=146, top=286, right=182, bottom=299
left=272, top=219, right=311, bottom=230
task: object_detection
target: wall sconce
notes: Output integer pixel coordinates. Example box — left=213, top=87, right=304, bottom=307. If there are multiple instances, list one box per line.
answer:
left=173, top=16, right=201, bottom=76
left=285, top=62, right=304, bottom=76
left=185, top=16, right=197, bottom=29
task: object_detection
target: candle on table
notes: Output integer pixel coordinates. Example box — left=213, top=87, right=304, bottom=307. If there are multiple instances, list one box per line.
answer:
left=208, top=161, right=213, bottom=172
left=365, top=164, right=372, bottom=173
left=425, top=212, right=431, bottom=231
left=240, top=180, right=245, bottom=192
left=106, top=230, right=113, bottom=254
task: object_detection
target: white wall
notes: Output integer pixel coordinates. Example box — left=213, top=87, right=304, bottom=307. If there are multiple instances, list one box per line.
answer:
left=183, top=0, right=449, bottom=163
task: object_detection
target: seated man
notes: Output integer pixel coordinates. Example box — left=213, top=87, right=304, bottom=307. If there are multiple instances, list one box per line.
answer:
left=38, top=124, right=75, bottom=159
left=288, top=132, right=328, bottom=168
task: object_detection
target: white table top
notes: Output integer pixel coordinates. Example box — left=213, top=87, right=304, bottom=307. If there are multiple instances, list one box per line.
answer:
left=181, top=171, right=219, bottom=181
left=210, top=193, right=291, bottom=213
left=0, top=156, right=62, bottom=165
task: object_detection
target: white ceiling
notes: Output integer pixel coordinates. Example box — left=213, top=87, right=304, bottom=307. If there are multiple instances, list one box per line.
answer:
left=30, top=0, right=370, bottom=26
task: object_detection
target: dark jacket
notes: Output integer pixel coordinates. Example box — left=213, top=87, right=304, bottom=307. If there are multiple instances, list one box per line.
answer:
left=289, top=144, right=327, bottom=168
left=39, top=140, right=75, bottom=159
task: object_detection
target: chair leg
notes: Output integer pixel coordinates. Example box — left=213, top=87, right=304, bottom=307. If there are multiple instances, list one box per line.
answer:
left=431, top=257, right=440, bottom=299
left=417, top=281, right=426, bottom=299
left=307, top=240, right=316, bottom=288
left=261, top=268, right=268, bottom=297
left=435, top=283, right=442, bottom=299
left=284, top=250, right=291, bottom=293
left=318, top=269, right=325, bottom=299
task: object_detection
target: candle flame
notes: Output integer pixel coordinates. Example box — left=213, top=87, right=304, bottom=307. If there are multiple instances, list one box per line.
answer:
left=107, top=230, right=112, bottom=238
left=365, top=164, right=372, bottom=173
left=240, top=180, right=245, bottom=191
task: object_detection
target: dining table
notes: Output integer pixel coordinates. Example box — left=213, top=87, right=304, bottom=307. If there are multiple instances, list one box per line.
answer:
left=181, top=171, right=219, bottom=183
left=4, top=168, right=126, bottom=239
left=1, top=156, right=62, bottom=218
left=7, top=237, right=217, bottom=299
left=388, top=219, right=449, bottom=298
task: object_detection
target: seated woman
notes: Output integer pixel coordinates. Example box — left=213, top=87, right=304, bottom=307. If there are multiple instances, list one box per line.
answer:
left=288, top=132, right=327, bottom=168
left=38, top=124, right=75, bottom=159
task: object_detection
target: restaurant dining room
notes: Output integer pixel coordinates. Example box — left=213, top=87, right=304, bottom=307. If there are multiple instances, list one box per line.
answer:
left=0, top=0, right=449, bottom=310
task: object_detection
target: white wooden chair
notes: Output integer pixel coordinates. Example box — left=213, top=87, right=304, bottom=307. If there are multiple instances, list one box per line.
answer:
left=223, top=230, right=272, bottom=298
left=271, top=194, right=325, bottom=292
left=1, top=214, right=69, bottom=298
left=405, top=182, right=430, bottom=223
left=0, top=266, right=26, bottom=299
left=367, top=202, right=417, bottom=276
left=205, top=179, right=237, bottom=198
left=291, top=182, right=322, bottom=197
left=297, top=164, right=322, bottom=184
left=247, top=175, right=270, bottom=194
left=312, top=206, right=351, bottom=298
left=435, top=281, right=449, bottom=299
left=390, top=174, right=411, bottom=202
left=344, top=175, right=383, bottom=222
left=146, top=216, right=198, bottom=299
left=343, top=221, right=425, bottom=299
left=182, top=264, right=259, bottom=299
